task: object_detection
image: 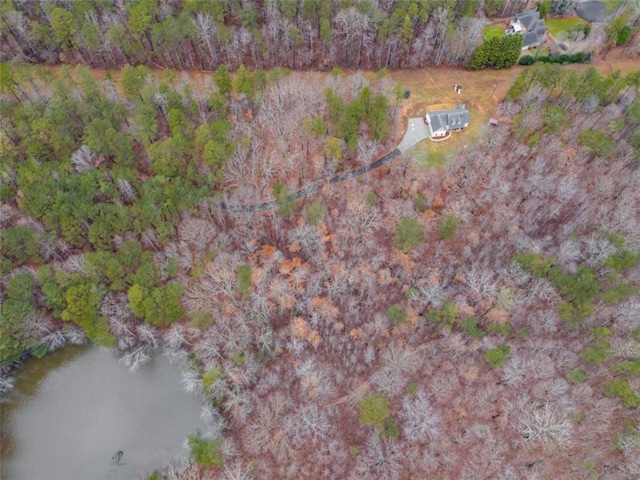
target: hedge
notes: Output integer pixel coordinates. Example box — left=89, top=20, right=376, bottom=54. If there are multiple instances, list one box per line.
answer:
left=519, top=51, right=592, bottom=66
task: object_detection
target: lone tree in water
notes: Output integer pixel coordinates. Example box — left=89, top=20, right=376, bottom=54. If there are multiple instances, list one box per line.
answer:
left=111, top=450, right=124, bottom=466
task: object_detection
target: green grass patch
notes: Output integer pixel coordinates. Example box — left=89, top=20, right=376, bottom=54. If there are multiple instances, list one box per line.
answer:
left=414, top=148, right=451, bottom=170
left=483, top=24, right=504, bottom=41
left=545, top=17, right=588, bottom=37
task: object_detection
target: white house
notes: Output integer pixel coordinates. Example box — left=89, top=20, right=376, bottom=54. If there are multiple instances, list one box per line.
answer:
left=424, top=105, right=470, bottom=139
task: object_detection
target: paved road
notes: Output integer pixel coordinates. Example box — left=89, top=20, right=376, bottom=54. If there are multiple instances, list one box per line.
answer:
left=219, top=117, right=428, bottom=212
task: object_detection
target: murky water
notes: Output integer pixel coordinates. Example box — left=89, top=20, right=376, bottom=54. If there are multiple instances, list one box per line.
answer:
left=1, top=347, right=204, bottom=480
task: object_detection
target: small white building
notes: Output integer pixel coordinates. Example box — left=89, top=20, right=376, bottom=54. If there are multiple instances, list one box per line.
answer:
left=424, top=105, right=470, bottom=139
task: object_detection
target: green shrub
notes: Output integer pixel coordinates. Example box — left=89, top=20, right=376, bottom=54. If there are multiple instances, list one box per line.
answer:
left=387, top=304, right=407, bottom=325
left=617, top=25, right=633, bottom=46
left=566, top=369, right=587, bottom=384
left=405, top=287, right=419, bottom=299
left=468, top=34, right=522, bottom=70
left=461, top=317, right=485, bottom=338
left=519, top=55, right=535, bottom=65
left=202, top=367, right=222, bottom=392
left=484, top=344, right=511, bottom=369
left=413, top=193, right=427, bottom=213
left=486, top=322, right=511, bottom=336
left=527, top=131, right=541, bottom=148
left=606, top=250, right=640, bottom=273
left=437, top=213, right=458, bottom=240
left=305, top=201, right=326, bottom=225
left=603, top=379, right=640, bottom=407
left=191, top=311, right=213, bottom=330
left=543, top=105, right=568, bottom=134
left=579, top=127, right=616, bottom=158
left=237, top=265, right=252, bottom=300
left=1, top=226, right=40, bottom=267
left=365, top=191, right=379, bottom=207
left=187, top=431, right=224, bottom=468
left=581, top=340, right=612, bottom=366
left=394, top=217, right=424, bottom=253
left=485, top=0, right=505, bottom=15
left=406, top=381, right=418, bottom=396
left=519, top=51, right=591, bottom=66
left=538, top=0, right=550, bottom=17
left=427, top=298, right=458, bottom=327
left=383, top=417, right=399, bottom=439
left=613, top=360, right=640, bottom=377
left=602, top=283, right=639, bottom=303
left=273, top=183, right=297, bottom=218
left=591, top=326, right=611, bottom=339
left=358, top=392, right=390, bottom=429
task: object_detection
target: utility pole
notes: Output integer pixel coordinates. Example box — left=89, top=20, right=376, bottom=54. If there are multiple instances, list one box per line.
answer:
left=490, top=83, right=498, bottom=99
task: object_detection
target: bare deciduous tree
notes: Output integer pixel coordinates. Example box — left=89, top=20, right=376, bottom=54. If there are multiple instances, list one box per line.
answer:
left=400, top=390, right=441, bottom=443
left=520, top=402, right=572, bottom=448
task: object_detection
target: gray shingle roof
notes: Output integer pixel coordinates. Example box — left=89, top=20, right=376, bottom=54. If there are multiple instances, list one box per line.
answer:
left=513, top=10, right=541, bottom=31
left=522, top=31, right=542, bottom=48
left=427, top=105, right=470, bottom=133
left=511, top=9, right=546, bottom=48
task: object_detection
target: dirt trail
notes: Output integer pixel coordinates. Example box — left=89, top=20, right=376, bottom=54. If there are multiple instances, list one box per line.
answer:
left=218, top=149, right=401, bottom=212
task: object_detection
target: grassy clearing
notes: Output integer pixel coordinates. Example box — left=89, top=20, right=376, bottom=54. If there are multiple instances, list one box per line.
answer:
left=546, top=17, right=588, bottom=37
left=524, top=48, right=550, bottom=57
left=390, top=67, right=515, bottom=169
left=388, top=58, right=638, bottom=172
left=483, top=24, right=505, bottom=41
left=412, top=110, right=489, bottom=168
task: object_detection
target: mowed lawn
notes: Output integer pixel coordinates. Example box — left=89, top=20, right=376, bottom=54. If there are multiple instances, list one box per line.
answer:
left=545, top=17, right=588, bottom=36
left=387, top=56, right=638, bottom=169
left=483, top=24, right=505, bottom=41
left=388, top=67, right=523, bottom=168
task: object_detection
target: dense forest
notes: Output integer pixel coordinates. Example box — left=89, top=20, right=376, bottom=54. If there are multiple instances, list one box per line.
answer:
left=1, top=60, right=640, bottom=478
left=2, top=1, right=640, bottom=479
left=3, top=0, right=637, bottom=71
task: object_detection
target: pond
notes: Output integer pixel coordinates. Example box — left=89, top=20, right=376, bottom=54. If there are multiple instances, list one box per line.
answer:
left=1, top=346, right=204, bottom=480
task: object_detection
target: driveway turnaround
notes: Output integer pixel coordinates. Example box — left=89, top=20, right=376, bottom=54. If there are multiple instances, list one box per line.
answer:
left=397, top=117, right=431, bottom=153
